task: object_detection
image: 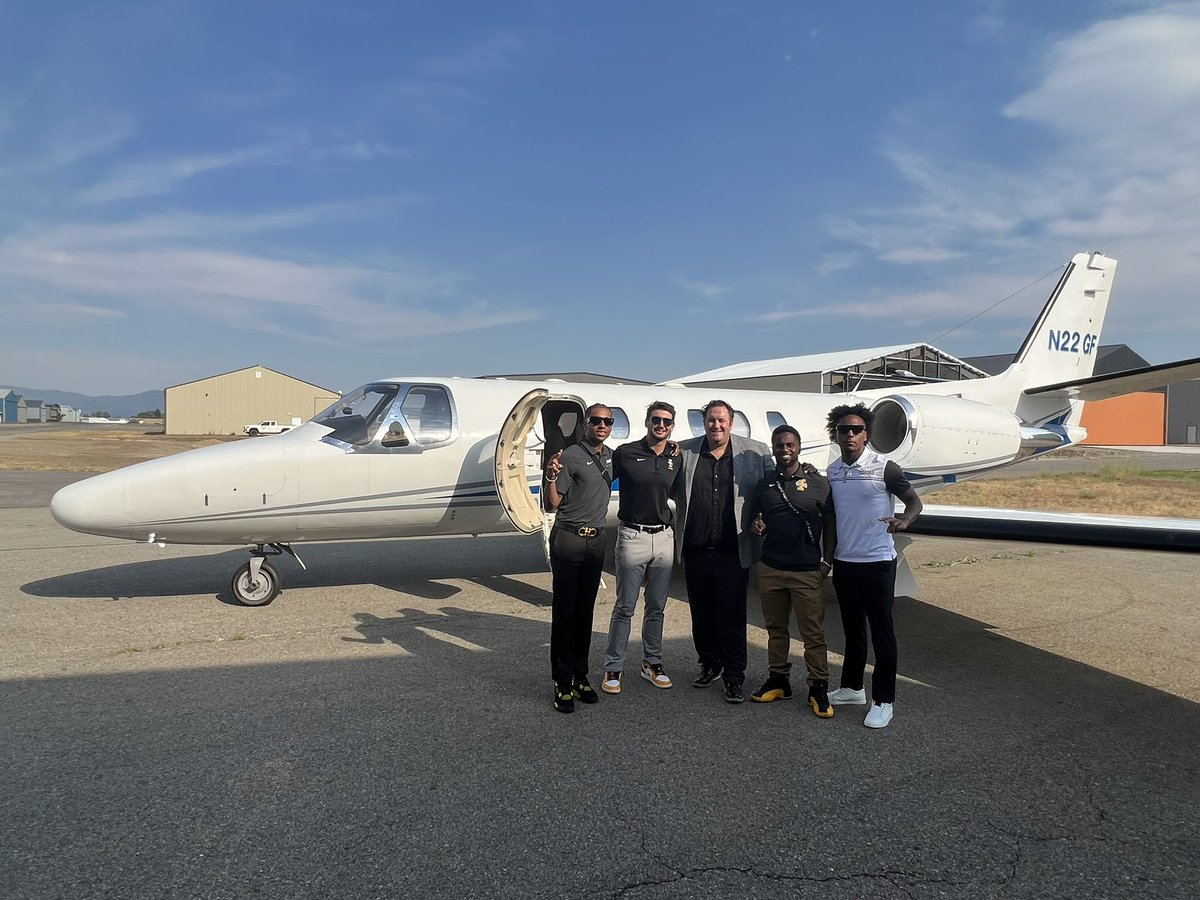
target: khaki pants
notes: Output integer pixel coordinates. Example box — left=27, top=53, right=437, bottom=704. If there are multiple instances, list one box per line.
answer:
left=755, top=563, right=828, bottom=684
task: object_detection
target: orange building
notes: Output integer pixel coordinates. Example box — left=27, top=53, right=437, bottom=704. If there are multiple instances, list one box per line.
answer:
left=1080, top=392, right=1165, bottom=446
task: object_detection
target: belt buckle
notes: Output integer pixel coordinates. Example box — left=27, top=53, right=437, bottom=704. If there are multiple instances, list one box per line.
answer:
left=578, top=526, right=598, bottom=538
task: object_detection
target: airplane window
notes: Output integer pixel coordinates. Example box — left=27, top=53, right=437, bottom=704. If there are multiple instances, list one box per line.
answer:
left=608, top=407, right=630, bottom=440
left=732, top=411, right=750, bottom=437
left=401, top=386, right=454, bottom=444
left=767, top=411, right=787, bottom=431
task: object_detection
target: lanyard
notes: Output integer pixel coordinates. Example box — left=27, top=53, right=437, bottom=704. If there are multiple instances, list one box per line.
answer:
left=771, top=478, right=820, bottom=547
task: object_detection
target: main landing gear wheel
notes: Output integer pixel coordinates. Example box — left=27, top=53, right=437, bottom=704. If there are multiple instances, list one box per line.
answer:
left=231, top=559, right=281, bottom=606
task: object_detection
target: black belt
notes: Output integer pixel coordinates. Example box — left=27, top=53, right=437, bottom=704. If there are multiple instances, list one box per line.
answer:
left=557, top=525, right=602, bottom=538
left=620, top=522, right=669, bottom=534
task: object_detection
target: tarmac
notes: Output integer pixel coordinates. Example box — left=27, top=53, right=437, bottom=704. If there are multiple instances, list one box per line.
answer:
left=2, top=468, right=1199, bottom=898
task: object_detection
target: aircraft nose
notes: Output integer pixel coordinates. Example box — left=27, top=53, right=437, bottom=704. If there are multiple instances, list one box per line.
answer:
left=51, top=471, right=129, bottom=538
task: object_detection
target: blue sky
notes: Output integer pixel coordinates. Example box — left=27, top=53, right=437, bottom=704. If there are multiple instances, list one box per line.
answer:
left=2, top=1, right=1199, bottom=395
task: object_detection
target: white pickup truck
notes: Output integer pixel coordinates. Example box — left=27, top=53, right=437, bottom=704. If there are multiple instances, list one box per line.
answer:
left=244, top=417, right=301, bottom=436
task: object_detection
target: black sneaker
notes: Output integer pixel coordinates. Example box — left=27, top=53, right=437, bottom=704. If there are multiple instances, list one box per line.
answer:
left=808, top=680, right=834, bottom=718
left=751, top=673, right=793, bottom=703
left=723, top=682, right=745, bottom=704
left=692, top=666, right=722, bottom=688
left=572, top=676, right=599, bottom=704
left=553, top=684, right=575, bottom=714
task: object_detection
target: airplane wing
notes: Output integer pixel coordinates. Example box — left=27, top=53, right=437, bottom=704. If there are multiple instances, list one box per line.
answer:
left=1024, top=356, right=1200, bottom=401
left=909, top=504, right=1200, bottom=551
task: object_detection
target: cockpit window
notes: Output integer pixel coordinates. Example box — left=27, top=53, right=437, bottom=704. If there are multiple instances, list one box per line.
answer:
left=316, top=384, right=399, bottom=446
left=317, top=382, right=458, bottom=452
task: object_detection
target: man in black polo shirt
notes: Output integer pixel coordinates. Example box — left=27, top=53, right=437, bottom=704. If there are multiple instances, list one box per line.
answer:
left=746, top=425, right=836, bottom=717
left=601, top=402, right=683, bottom=695
left=544, top=404, right=614, bottom=714
left=673, top=400, right=772, bottom=704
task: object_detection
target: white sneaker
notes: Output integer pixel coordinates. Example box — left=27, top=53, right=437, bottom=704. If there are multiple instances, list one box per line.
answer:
left=864, top=702, right=894, bottom=728
left=828, top=687, right=867, bottom=706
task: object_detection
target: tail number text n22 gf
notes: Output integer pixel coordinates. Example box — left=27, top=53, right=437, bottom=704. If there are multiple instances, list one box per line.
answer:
left=1048, top=330, right=1097, bottom=354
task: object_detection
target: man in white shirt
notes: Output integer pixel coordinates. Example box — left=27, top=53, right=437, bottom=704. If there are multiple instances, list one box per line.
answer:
left=824, top=403, right=923, bottom=729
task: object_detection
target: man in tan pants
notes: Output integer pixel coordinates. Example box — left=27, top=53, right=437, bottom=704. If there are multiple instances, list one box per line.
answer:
left=747, top=425, right=836, bottom=717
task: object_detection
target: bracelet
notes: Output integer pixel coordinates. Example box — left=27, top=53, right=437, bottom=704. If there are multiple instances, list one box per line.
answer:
left=546, top=476, right=557, bottom=483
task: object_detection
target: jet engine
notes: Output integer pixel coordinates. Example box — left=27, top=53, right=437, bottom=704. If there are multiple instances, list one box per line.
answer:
left=868, top=394, right=1036, bottom=477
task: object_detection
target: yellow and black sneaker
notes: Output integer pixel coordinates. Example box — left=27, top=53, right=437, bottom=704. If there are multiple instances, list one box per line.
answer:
left=751, top=673, right=793, bottom=703
left=554, top=684, right=575, bottom=714
left=572, top=676, right=599, bottom=704
left=808, top=680, right=834, bottom=718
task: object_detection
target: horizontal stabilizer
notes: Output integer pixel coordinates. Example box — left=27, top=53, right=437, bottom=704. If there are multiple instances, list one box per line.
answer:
left=1024, top=356, right=1200, bottom=402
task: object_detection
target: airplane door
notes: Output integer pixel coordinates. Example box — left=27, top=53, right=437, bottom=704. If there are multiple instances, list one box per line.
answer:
left=495, top=389, right=585, bottom=533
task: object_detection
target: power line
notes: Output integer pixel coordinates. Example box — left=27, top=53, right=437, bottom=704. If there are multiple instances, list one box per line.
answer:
left=927, top=264, right=1066, bottom=346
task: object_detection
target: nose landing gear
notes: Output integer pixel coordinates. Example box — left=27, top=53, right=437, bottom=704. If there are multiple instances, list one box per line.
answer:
left=230, top=543, right=305, bottom=607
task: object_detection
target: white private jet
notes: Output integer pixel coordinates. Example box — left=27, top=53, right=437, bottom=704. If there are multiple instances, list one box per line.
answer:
left=51, top=251, right=1200, bottom=605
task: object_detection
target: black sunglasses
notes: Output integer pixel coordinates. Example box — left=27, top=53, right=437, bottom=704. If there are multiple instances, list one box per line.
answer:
left=588, top=416, right=615, bottom=427
left=835, top=424, right=866, bottom=436
left=650, top=416, right=674, bottom=426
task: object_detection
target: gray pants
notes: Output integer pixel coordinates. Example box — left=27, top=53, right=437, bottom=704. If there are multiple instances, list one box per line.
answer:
left=603, top=525, right=674, bottom=672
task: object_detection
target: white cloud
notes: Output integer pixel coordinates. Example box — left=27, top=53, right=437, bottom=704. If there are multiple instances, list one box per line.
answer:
left=0, top=214, right=542, bottom=340
left=417, top=33, right=524, bottom=79
left=78, top=143, right=286, bottom=203
left=0, top=115, right=135, bottom=179
left=319, top=141, right=412, bottom=162
left=672, top=274, right=729, bottom=299
left=34, top=301, right=128, bottom=320
left=879, top=246, right=964, bottom=264
left=815, top=252, right=859, bottom=276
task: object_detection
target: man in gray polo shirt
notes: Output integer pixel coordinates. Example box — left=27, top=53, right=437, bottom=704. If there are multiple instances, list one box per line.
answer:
left=544, top=404, right=614, bottom=714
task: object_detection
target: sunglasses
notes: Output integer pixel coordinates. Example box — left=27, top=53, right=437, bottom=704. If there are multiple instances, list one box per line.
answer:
left=588, top=416, right=615, bottom=427
left=650, top=416, right=674, bottom=427
left=835, top=424, right=866, bottom=436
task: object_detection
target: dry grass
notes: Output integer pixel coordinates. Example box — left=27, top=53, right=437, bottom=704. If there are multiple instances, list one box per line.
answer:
left=932, top=464, right=1200, bottom=518
left=0, top=427, right=242, bottom=473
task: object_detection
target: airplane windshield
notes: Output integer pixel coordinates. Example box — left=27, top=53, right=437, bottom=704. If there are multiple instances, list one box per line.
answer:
left=315, top=384, right=399, bottom=446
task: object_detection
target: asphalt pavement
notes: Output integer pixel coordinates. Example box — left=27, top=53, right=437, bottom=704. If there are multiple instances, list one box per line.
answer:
left=2, top=471, right=1198, bottom=898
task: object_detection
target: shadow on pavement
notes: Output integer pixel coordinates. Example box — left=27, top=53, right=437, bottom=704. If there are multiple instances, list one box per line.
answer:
left=2, top=592, right=1197, bottom=899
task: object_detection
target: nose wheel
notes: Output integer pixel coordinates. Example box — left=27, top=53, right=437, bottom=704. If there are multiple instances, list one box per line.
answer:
left=231, top=558, right=281, bottom=606
left=229, top=544, right=303, bottom=606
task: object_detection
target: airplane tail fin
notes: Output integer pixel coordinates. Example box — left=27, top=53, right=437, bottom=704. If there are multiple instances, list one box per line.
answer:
left=1007, top=251, right=1116, bottom=394
left=973, top=251, right=1117, bottom=429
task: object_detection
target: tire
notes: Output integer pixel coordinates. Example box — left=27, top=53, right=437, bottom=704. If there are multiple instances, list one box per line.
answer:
left=231, top=560, right=281, bottom=606
left=248, top=428, right=260, bottom=436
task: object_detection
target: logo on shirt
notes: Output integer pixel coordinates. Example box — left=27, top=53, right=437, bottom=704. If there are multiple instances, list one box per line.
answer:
left=667, top=459, right=674, bottom=470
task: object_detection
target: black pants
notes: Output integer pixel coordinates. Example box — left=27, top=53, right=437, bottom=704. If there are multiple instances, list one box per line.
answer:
left=549, top=527, right=606, bottom=689
left=832, top=559, right=898, bottom=703
left=682, top=546, right=749, bottom=687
